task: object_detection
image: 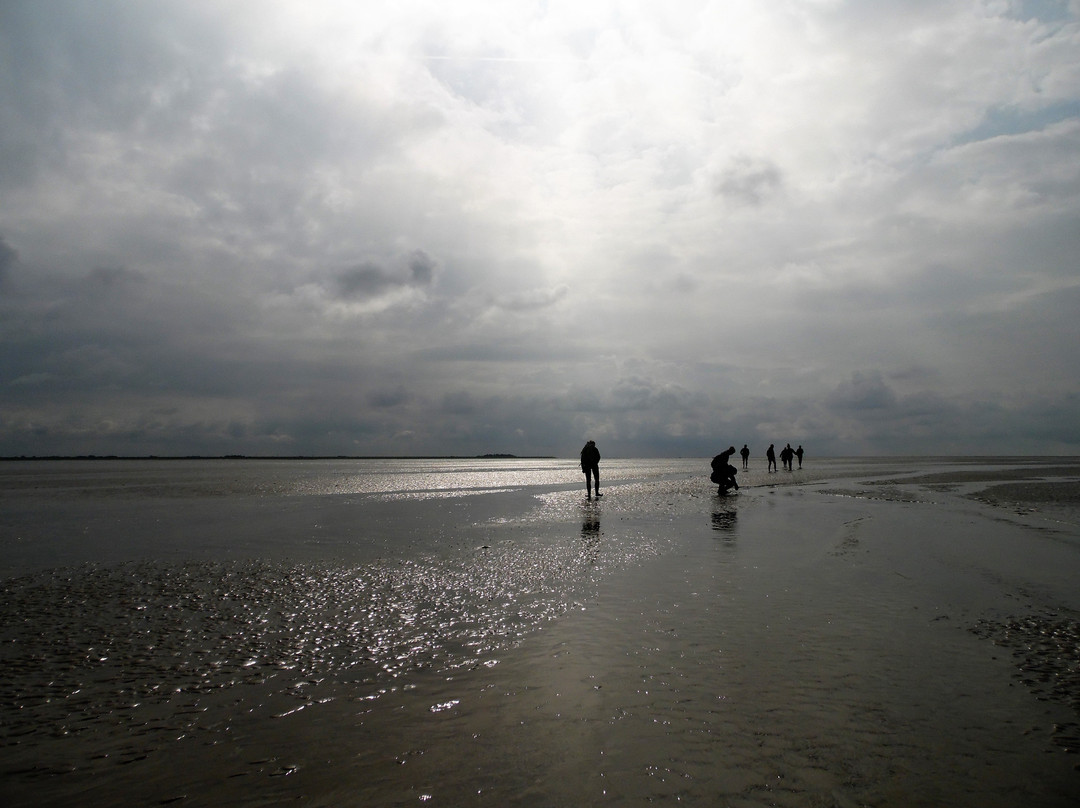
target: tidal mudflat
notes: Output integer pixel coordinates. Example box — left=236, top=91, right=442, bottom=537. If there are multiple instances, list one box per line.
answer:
left=2, top=457, right=1078, bottom=806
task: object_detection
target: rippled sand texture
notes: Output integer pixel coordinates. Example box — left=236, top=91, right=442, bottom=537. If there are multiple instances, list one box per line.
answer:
left=2, top=458, right=1080, bottom=806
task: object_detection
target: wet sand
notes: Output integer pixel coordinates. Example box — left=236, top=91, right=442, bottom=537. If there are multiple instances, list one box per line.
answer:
left=2, top=460, right=1080, bottom=806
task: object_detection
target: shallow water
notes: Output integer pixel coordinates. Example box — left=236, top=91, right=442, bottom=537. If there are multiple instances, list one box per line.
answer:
left=2, top=457, right=1079, bottom=806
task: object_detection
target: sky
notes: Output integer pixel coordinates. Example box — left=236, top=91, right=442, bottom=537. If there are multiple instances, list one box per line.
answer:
left=1, top=0, right=1079, bottom=458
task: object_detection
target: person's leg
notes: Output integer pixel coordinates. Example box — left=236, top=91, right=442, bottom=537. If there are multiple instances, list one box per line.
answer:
left=592, top=466, right=601, bottom=496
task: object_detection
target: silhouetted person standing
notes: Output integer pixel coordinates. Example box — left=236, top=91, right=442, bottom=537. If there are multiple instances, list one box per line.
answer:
left=580, top=440, right=601, bottom=499
left=795, top=445, right=804, bottom=469
left=766, top=443, right=776, bottom=472
left=740, top=444, right=750, bottom=469
left=782, top=443, right=793, bottom=471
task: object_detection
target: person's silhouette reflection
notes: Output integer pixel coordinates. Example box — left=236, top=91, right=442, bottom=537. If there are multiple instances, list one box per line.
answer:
left=581, top=506, right=601, bottom=564
left=581, top=512, right=600, bottom=539
left=711, top=509, right=738, bottom=535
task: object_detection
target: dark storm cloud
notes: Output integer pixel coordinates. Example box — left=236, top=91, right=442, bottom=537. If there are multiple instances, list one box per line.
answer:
left=827, top=371, right=899, bottom=411
left=368, top=386, right=410, bottom=408
left=87, top=265, right=146, bottom=289
left=334, top=251, right=437, bottom=299
left=441, top=391, right=479, bottom=415
left=713, top=156, right=783, bottom=205
left=417, top=342, right=577, bottom=362
left=408, top=251, right=436, bottom=285
left=1010, top=0, right=1073, bottom=24
left=0, top=236, right=16, bottom=285
left=609, top=377, right=694, bottom=412
left=337, top=262, right=396, bottom=298
left=933, top=285, right=1080, bottom=392
left=900, top=264, right=1022, bottom=310
left=492, top=285, right=569, bottom=312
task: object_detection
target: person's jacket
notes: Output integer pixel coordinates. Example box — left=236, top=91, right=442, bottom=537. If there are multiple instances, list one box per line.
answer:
left=581, top=445, right=600, bottom=469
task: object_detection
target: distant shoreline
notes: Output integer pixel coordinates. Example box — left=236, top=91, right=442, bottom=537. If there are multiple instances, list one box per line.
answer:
left=0, top=454, right=557, bottom=461
left=2, top=454, right=1077, bottom=462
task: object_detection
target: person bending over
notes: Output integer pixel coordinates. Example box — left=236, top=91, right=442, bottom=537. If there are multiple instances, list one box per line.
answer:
left=711, top=447, right=739, bottom=495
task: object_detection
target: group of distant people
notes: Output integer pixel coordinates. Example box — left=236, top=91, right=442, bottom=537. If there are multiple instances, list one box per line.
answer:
left=714, top=443, right=806, bottom=495
left=765, top=443, right=803, bottom=472
left=580, top=439, right=805, bottom=499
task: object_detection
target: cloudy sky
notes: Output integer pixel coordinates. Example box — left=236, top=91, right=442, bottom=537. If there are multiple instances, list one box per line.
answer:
left=1, top=0, right=1078, bottom=458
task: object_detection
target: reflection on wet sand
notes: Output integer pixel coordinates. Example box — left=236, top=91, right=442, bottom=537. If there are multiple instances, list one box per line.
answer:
left=581, top=502, right=601, bottom=564
left=580, top=505, right=601, bottom=540
left=710, top=507, right=738, bottom=536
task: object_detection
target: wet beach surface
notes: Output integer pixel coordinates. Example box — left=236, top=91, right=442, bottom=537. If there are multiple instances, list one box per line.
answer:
left=2, top=458, right=1079, bottom=806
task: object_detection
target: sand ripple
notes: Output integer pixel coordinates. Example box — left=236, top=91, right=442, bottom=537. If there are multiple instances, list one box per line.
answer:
left=971, top=611, right=1080, bottom=754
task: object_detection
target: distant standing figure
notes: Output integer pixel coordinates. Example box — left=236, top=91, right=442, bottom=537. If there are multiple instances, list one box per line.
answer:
left=740, top=444, right=750, bottom=469
left=766, top=444, right=776, bottom=472
left=782, top=443, right=794, bottom=471
left=795, top=445, right=804, bottom=469
left=580, top=440, right=602, bottom=499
